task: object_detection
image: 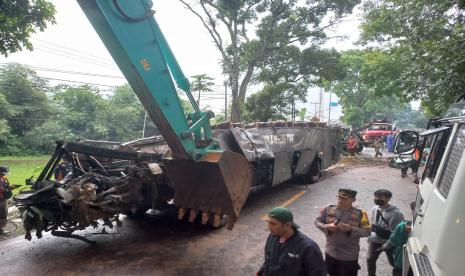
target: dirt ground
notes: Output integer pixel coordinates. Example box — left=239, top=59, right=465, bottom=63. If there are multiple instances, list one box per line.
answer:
left=0, top=152, right=418, bottom=275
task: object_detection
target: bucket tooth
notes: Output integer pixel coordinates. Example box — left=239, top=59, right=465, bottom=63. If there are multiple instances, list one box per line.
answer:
left=177, top=208, right=186, bottom=220
left=164, top=150, right=253, bottom=230
left=188, top=209, right=198, bottom=223
left=227, top=216, right=236, bottom=231
left=212, top=214, right=221, bottom=228
left=201, top=212, right=210, bottom=225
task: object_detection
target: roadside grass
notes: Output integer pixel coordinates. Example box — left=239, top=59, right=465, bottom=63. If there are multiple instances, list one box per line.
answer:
left=0, top=155, right=50, bottom=194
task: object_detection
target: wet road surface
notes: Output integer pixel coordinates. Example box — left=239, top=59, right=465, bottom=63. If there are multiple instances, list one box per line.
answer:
left=0, top=162, right=417, bottom=276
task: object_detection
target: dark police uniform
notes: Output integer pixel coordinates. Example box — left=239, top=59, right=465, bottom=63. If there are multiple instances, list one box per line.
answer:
left=315, top=189, right=371, bottom=276
left=258, top=230, right=326, bottom=276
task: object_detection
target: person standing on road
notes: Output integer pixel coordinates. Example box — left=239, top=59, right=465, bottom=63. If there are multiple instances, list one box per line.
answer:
left=367, top=189, right=404, bottom=276
left=374, top=137, right=384, bottom=158
left=347, top=135, right=358, bottom=156
left=258, top=207, right=326, bottom=276
left=315, top=189, right=371, bottom=276
left=0, top=166, right=12, bottom=236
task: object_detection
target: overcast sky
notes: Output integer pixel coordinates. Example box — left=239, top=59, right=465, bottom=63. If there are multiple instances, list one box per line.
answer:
left=0, top=0, right=364, bottom=122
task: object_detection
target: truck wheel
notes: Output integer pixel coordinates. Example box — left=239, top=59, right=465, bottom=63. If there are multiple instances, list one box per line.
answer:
left=125, top=207, right=150, bottom=218
left=209, top=214, right=229, bottom=229
left=307, top=160, right=321, bottom=184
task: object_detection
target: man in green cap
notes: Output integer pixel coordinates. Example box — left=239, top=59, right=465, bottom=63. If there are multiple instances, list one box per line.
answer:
left=257, top=207, right=326, bottom=276
left=315, top=189, right=371, bottom=276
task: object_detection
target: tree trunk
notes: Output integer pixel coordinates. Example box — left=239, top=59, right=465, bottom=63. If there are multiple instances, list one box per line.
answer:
left=197, top=91, right=201, bottom=107
left=231, top=96, right=241, bottom=122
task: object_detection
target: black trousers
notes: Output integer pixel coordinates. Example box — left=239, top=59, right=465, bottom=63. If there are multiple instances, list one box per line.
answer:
left=325, top=253, right=360, bottom=276
left=367, top=241, right=402, bottom=276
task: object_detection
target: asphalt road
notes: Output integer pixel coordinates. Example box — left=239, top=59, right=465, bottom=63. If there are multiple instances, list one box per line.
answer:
left=0, top=158, right=418, bottom=276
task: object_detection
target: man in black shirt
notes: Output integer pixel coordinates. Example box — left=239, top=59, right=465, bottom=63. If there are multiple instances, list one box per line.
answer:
left=258, top=207, right=326, bottom=276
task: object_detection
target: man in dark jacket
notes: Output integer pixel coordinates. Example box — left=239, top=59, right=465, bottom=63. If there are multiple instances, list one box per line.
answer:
left=367, top=189, right=404, bottom=276
left=258, top=207, right=326, bottom=276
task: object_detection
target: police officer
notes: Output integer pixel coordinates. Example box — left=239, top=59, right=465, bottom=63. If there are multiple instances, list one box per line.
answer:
left=258, top=207, right=326, bottom=276
left=0, top=166, right=12, bottom=236
left=315, top=189, right=371, bottom=276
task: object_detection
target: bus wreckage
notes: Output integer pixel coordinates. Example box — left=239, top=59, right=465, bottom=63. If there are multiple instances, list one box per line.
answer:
left=15, top=122, right=341, bottom=243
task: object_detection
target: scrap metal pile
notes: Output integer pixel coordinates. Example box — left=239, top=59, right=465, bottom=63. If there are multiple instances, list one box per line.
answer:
left=14, top=138, right=167, bottom=243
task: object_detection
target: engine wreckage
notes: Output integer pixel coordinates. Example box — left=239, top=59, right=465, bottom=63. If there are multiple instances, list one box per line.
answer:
left=15, top=137, right=170, bottom=244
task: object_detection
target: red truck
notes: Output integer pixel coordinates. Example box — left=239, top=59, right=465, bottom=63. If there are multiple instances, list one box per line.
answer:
left=361, top=121, right=397, bottom=146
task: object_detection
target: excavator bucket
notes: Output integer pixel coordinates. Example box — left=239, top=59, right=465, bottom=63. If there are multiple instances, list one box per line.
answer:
left=164, top=150, right=253, bottom=229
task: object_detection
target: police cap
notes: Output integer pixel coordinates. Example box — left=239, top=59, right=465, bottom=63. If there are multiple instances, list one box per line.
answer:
left=338, top=188, right=357, bottom=199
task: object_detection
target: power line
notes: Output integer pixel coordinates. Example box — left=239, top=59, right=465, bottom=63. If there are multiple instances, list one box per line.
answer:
left=36, top=77, right=118, bottom=88
left=34, top=46, right=118, bottom=70
left=34, top=43, right=116, bottom=66
left=12, top=65, right=124, bottom=80
left=32, top=37, right=115, bottom=64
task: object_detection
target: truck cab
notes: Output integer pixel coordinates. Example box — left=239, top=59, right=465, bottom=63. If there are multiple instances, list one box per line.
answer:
left=394, top=100, right=465, bottom=276
left=363, top=120, right=397, bottom=145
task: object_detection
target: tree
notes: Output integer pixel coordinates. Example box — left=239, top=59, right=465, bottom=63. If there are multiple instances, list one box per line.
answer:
left=326, top=50, right=408, bottom=127
left=52, top=85, right=110, bottom=140
left=190, top=74, right=214, bottom=107
left=0, top=0, right=56, bottom=56
left=178, top=0, right=360, bottom=121
left=298, top=108, right=307, bottom=121
left=0, top=63, right=52, bottom=136
left=395, top=105, right=429, bottom=130
left=243, top=83, right=294, bottom=122
left=360, top=0, right=465, bottom=115
left=243, top=44, right=344, bottom=123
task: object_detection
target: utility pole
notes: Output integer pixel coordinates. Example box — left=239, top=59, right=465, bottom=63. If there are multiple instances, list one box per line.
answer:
left=318, top=87, right=324, bottom=120
left=309, top=102, right=318, bottom=117
left=328, top=90, right=332, bottom=124
left=291, top=99, right=296, bottom=122
left=142, top=111, right=147, bottom=138
left=224, top=80, right=228, bottom=121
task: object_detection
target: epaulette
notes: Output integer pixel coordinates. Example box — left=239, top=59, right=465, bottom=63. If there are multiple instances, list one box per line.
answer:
left=351, top=207, right=364, bottom=215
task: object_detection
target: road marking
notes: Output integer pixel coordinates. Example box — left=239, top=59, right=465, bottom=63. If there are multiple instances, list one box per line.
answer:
left=260, top=190, right=307, bottom=220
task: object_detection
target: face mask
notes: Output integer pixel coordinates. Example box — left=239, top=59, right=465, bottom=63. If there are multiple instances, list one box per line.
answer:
left=374, top=199, right=385, bottom=206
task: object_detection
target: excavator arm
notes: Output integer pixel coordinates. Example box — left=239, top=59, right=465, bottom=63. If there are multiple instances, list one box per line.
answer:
left=77, top=0, right=252, bottom=228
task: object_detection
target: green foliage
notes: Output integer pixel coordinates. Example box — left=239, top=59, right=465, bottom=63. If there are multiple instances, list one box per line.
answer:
left=244, top=83, right=295, bottom=122
left=0, top=65, right=155, bottom=155
left=0, top=63, right=52, bottom=136
left=395, top=106, right=429, bottom=130
left=0, top=155, right=48, bottom=192
left=0, top=64, right=54, bottom=154
left=179, top=0, right=360, bottom=121
left=326, top=50, right=409, bottom=127
left=249, top=44, right=345, bottom=121
left=360, top=0, right=465, bottom=115
left=0, top=0, right=56, bottom=56
left=190, top=74, right=214, bottom=106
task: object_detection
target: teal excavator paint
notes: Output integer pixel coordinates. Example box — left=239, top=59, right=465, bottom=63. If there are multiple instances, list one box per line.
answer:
left=77, top=0, right=253, bottom=228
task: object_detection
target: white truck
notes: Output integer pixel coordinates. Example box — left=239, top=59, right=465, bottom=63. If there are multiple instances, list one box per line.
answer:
left=394, top=100, right=465, bottom=276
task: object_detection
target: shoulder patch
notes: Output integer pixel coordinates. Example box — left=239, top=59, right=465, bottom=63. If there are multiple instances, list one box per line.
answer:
left=360, top=210, right=370, bottom=229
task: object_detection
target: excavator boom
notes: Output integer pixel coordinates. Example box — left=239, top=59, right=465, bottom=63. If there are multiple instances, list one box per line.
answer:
left=77, top=0, right=252, bottom=227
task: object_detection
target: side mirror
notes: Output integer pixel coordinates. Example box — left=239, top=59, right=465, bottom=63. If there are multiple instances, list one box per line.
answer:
left=393, top=131, right=419, bottom=154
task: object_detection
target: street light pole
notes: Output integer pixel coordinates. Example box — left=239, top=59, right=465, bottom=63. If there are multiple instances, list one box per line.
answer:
left=328, top=90, right=332, bottom=124
left=142, top=110, right=147, bottom=138
left=224, top=80, right=228, bottom=122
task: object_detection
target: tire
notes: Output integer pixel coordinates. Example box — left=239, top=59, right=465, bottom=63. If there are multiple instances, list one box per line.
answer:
left=125, top=206, right=150, bottom=218
left=307, top=159, right=321, bottom=184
